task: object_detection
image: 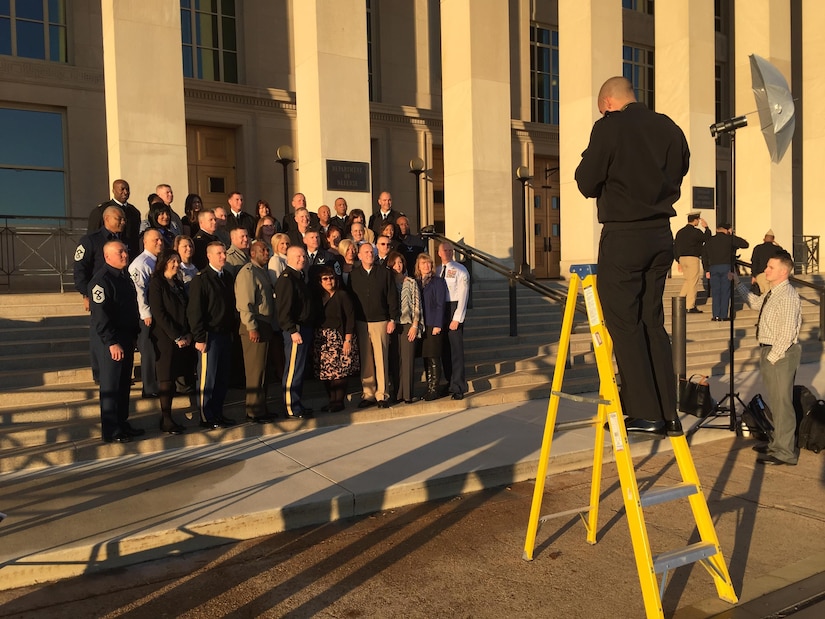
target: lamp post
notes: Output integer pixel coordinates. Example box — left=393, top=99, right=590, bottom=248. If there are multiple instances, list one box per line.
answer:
left=515, top=166, right=532, bottom=276
left=409, top=157, right=425, bottom=229
left=275, top=145, right=294, bottom=220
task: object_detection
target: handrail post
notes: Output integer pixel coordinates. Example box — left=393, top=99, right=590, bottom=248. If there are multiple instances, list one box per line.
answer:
left=509, top=277, right=518, bottom=337
left=820, top=290, right=825, bottom=341
left=672, top=295, right=686, bottom=381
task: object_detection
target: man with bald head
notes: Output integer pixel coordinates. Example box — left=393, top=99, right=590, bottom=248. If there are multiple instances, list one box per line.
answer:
left=87, top=179, right=141, bottom=259
left=88, top=240, right=141, bottom=442
left=368, top=191, right=402, bottom=237
left=282, top=192, right=320, bottom=233
left=575, top=76, right=690, bottom=437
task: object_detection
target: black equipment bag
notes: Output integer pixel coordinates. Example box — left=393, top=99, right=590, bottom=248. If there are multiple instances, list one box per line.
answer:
left=678, top=374, right=714, bottom=418
left=793, top=385, right=818, bottom=427
left=743, top=394, right=774, bottom=442
left=796, top=391, right=825, bottom=454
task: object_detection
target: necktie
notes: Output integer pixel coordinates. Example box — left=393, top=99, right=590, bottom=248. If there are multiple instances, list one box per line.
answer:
left=756, top=289, right=772, bottom=338
left=440, top=266, right=446, bottom=278
left=310, top=253, right=316, bottom=263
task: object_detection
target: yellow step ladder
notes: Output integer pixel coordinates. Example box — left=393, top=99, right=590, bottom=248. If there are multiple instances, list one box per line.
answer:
left=522, top=264, right=737, bottom=618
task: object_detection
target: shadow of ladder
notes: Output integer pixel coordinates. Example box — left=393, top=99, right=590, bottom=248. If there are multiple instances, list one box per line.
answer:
left=521, top=264, right=738, bottom=619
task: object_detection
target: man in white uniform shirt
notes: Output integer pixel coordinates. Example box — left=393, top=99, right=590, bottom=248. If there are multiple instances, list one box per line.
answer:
left=129, top=229, right=164, bottom=398
left=734, top=250, right=801, bottom=466
left=438, top=241, right=470, bottom=399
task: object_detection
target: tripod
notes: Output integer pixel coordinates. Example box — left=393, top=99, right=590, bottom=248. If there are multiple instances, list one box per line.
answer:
left=686, top=251, right=749, bottom=436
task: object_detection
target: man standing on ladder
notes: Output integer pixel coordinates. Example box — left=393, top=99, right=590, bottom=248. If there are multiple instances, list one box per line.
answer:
left=575, top=76, right=690, bottom=437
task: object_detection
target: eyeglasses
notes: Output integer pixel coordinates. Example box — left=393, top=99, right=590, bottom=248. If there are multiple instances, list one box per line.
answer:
left=377, top=242, right=389, bottom=246
left=320, top=276, right=335, bottom=281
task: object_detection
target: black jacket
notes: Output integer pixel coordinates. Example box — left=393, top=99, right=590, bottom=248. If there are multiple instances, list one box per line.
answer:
left=89, top=264, right=140, bottom=347
left=192, top=231, right=221, bottom=270
left=751, top=242, right=783, bottom=275
left=575, top=102, right=689, bottom=225
left=73, top=227, right=124, bottom=297
left=226, top=209, right=257, bottom=238
left=703, top=232, right=749, bottom=268
left=87, top=200, right=141, bottom=259
left=149, top=275, right=190, bottom=343
left=674, top=224, right=711, bottom=259
left=275, top=266, right=313, bottom=334
left=187, top=267, right=238, bottom=342
left=349, top=264, right=400, bottom=323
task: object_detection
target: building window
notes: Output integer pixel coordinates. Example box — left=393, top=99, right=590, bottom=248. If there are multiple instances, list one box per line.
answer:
left=0, top=0, right=67, bottom=62
left=623, top=45, right=654, bottom=109
left=181, top=0, right=238, bottom=83
left=0, top=107, right=66, bottom=217
left=530, top=25, right=559, bottom=125
left=622, top=0, right=654, bottom=15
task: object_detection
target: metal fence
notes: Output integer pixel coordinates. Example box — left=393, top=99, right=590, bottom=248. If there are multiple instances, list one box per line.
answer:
left=0, top=215, right=87, bottom=292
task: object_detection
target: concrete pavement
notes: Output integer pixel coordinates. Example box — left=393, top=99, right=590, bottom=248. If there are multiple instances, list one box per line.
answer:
left=0, top=359, right=823, bottom=615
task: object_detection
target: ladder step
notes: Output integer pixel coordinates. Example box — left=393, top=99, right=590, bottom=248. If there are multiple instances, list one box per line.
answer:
left=551, top=390, right=611, bottom=406
left=539, top=505, right=591, bottom=523
left=653, top=542, right=718, bottom=575
left=640, top=483, right=699, bottom=508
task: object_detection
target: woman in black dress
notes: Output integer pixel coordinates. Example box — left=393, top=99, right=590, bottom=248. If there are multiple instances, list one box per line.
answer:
left=148, top=249, right=195, bottom=433
left=313, top=265, right=359, bottom=412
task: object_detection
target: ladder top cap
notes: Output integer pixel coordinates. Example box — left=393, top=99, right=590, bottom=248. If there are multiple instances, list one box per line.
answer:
left=570, top=264, right=598, bottom=276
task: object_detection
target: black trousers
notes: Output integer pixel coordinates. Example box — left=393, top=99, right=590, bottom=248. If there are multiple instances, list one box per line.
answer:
left=93, top=336, right=135, bottom=439
left=442, top=301, right=467, bottom=396
left=597, top=223, right=677, bottom=422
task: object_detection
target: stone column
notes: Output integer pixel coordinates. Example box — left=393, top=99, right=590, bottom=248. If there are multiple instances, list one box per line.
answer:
left=733, top=0, right=793, bottom=252
left=440, top=0, right=513, bottom=264
left=558, top=0, right=622, bottom=275
left=655, top=0, right=716, bottom=227
left=292, top=0, right=372, bottom=213
left=100, top=0, right=188, bottom=217
left=801, top=0, right=825, bottom=248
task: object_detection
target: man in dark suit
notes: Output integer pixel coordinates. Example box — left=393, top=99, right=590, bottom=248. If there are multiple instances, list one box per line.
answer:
left=226, top=191, right=257, bottom=237
left=192, top=210, right=222, bottom=270
left=187, top=242, right=239, bottom=429
left=87, top=179, right=141, bottom=259
left=368, top=191, right=403, bottom=237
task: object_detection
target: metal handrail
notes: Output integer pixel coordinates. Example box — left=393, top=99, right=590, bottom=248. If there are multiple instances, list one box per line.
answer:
left=737, top=259, right=825, bottom=341
left=420, top=227, right=585, bottom=337
left=0, top=214, right=87, bottom=292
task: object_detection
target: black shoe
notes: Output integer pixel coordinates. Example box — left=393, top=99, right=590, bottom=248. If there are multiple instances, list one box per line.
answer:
left=624, top=417, right=666, bottom=436
left=403, top=397, right=419, bottom=404
left=141, top=391, right=159, bottom=399
left=103, top=432, right=132, bottom=444
left=664, top=419, right=683, bottom=436
left=751, top=444, right=769, bottom=454
left=687, top=307, right=703, bottom=314
left=246, top=414, right=276, bottom=424
left=451, top=392, right=464, bottom=400
left=377, top=399, right=390, bottom=409
left=160, top=420, right=185, bottom=435
left=200, top=420, right=221, bottom=430
left=756, top=455, right=795, bottom=466
left=711, top=317, right=722, bottom=322
left=287, top=410, right=314, bottom=419
left=122, top=424, right=146, bottom=437
left=423, top=392, right=438, bottom=401
left=216, top=416, right=236, bottom=427
left=358, top=399, right=377, bottom=409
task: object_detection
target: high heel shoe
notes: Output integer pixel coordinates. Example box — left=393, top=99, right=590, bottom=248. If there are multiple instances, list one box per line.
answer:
left=160, top=417, right=185, bottom=435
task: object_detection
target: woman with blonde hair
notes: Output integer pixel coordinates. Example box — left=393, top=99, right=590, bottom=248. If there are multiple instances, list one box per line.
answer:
left=267, top=232, right=291, bottom=283
left=415, top=252, right=448, bottom=400
left=337, top=238, right=358, bottom=287
left=255, top=215, right=278, bottom=254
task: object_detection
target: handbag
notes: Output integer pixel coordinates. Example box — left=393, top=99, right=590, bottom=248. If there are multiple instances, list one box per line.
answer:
left=679, top=374, right=714, bottom=418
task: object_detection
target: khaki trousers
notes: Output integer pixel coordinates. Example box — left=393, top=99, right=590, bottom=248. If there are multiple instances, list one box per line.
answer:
left=679, top=256, right=702, bottom=309
left=356, top=320, right=390, bottom=402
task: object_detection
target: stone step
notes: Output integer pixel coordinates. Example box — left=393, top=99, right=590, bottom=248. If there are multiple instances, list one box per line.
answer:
left=0, top=336, right=89, bottom=356
left=0, top=323, right=88, bottom=343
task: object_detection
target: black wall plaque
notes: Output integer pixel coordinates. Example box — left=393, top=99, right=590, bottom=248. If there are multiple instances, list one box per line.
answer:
left=326, top=160, right=370, bottom=192
left=692, top=186, right=715, bottom=211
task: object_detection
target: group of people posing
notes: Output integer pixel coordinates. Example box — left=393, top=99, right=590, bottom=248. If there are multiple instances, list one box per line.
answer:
left=75, top=181, right=469, bottom=444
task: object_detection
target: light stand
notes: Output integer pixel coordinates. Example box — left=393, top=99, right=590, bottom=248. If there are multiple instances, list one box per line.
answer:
left=688, top=117, right=750, bottom=437
left=409, top=157, right=425, bottom=230
left=276, top=145, right=294, bottom=221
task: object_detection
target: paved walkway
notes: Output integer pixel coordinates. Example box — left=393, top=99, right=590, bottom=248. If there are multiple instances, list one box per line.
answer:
left=1, top=359, right=823, bottom=612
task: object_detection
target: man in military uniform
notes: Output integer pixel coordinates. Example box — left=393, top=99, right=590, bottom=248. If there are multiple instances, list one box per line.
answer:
left=128, top=229, right=164, bottom=398
left=438, top=241, right=470, bottom=400
left=235, top=241, right=278, bottom=422
left=368, top=191, right=403, bottom=237
left=225, top=226, right=251, bottom=276
left=275, top=246, right=314, bottom=418
left=87, top=179, right=141, bottom=259
left=88, top=241, right=143, bottom=443
left=226, top=191, right=257, bottom=237
left=396, top=216, right=425, bottom=275
left=673, top=212, right=711, bottom=313
left=187, top=242, right=239, bottom=429
left=192, top=210, right=221, bottom=270
left=74, top=205, right=127, bottom=383
left=750, top=229, right=783, bottom=294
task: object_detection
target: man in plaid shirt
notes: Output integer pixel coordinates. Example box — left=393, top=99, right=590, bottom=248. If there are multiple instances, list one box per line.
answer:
left=735, top=250, right=801, bottom=465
